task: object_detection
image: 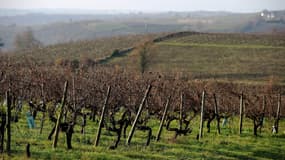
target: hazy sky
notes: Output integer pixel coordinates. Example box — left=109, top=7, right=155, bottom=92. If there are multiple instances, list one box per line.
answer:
left=0, top=0, right=284, bottom=12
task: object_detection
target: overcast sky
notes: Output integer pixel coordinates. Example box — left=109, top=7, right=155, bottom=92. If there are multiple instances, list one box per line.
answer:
left=0, top=0, right=284, bottom=13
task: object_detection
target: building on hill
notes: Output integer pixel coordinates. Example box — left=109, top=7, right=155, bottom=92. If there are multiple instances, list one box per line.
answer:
left=260, top=10, right=285, bottom=23
left=261, top=10, right=275, bottom=19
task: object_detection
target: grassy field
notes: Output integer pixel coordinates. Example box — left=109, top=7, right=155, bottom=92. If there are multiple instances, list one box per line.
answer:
left=109, top=33, right=285, bottom=84
left=1, top=105, right=285, bottom=160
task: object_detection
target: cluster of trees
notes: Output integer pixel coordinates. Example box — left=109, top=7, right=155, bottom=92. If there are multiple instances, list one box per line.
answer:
left=0, top=29, right=42, bottom=52
left=13, top=29, right=42, bottom=51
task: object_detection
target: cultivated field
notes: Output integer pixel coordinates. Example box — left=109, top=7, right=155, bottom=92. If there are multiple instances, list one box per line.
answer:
left=0, top=32, right=284, bottom=159
left=110, top=32, right=285, bottom=84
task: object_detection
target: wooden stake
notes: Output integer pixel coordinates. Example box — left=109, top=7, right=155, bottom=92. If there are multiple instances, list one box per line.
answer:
left=39, top=112, right=45, bottom=134
left=156, top=96, right=171, bottom=141
left=40, top=81, right=45, bottom=134
left=275, top=94, right=281, bottom=133
left=198, top=91, right=205, bottom=140
left=52, top=81, right=68, bottom=149
left=26, top=143, right=31, bottom=158
left=72, top=75, right=76, bottom=112
left=6, top=90, right=11, bottom=153
left=94, top=86, right=111, bottom=147
left=126, top=85, right=152, bottom=145
left=213, top=94, right=220, bottom=134
left=0, top=112, right=5, bottom=153
left=260, top=95, right=266, bottom=133
left=91, top=105, right=96, bottom=122
left=239, top=93, right=244, bottom=135
left=262, top=95, right=266, bottom=117
left=179, top=93, right=183, bottom=130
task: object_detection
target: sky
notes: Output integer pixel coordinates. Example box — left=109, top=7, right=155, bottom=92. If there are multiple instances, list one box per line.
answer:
left=0, top=0, right=285, bottom=13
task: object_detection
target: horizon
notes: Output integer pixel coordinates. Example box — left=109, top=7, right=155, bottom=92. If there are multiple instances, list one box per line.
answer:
left=0, top=0, right=285, bottom=13
left=1, top=8, right=284, bottom=14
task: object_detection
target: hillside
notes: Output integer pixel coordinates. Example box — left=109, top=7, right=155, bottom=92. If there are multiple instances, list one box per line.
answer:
left=7, top=33, right=163, bottom=65
left=3, top=31, right=285, bottom=84
left=1, top=10, right=285, bottom=51
left=108, top=32, right=285, bottom=84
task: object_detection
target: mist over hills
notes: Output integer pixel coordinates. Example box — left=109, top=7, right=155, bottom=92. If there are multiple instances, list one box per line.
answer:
left=0, top=9, right=284, bottom=51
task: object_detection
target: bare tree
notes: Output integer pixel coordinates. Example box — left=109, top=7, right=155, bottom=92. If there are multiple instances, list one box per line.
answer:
left=136, top=41, right=153, bottom=75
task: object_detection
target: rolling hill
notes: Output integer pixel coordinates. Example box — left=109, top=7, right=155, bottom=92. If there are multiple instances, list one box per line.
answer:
left=2, top=31, right=285, bottom=84
left=108, top=32, right=285, bottom=84
left=1, top=9, right=285, bottom=51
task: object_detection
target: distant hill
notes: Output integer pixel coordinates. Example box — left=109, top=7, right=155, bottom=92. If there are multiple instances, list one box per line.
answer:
left=0, top=9, right=285, bottom=51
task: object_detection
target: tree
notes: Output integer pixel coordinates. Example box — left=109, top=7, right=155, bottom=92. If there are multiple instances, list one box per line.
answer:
left=136, top=41, right=153, bottom=75
left=14, top=29, right=42, bottom=50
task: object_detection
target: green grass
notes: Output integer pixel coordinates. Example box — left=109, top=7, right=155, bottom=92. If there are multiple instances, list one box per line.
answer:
left=158, top=42, right=285, bottom=49
left=109, top=33, right=285, bottom=84
left=2, top=106, right=285, bottom=159
left=163, top=33, right=285, bottom=47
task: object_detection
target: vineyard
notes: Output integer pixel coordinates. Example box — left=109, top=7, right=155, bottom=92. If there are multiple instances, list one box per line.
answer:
left=7, top=33, right=163, bottom=66
left=0, top=32, right=285, bottom=159
left=0, top=62, right=284, bottom=159
left=110, top=32, right=285, bottom=84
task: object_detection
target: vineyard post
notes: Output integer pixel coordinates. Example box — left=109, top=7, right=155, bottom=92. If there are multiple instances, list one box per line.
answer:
left=156, top=95, right=171, bottom=141
left=213, top=94, right=220, bottom=134
left=179, top=93, right=183, bottom=130
left=94, top=86, right=111, bottom=147
left=126, top=85, right=152, bottom=145
left=275, top=93, right=281, bottom=133
left=40, top=111, right=45, bottom=134
left=70, top=75, right=78, bottom=127
left=6, top=90, right=11, bottom=153
left=40, top=81, right=45, bottom=134
left=0, top=112, right=5, bottom=153
left=72, top=75, right=76, bottom=117
left=239, top=93, right=244, bottom=135
left=198, top=91, right=205, bottom=140
left=260, top=95, right=266, bottom=133
left=91, top=105, right=96, bottom=122
left=26, top=143, right=31, bottom=158
left=52, top=81, right=68, bottom=149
